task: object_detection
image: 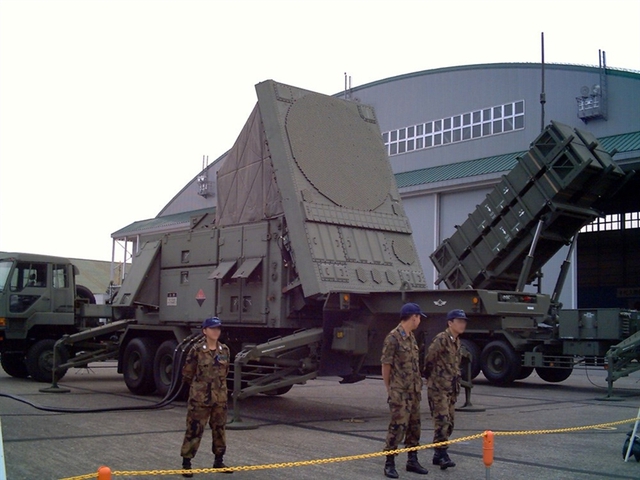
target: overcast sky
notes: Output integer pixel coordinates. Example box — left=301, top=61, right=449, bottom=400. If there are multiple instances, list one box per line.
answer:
left=1, top=0, right=639, bottom=262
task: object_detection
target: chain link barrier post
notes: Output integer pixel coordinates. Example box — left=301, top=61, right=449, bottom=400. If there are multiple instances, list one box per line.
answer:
left=97, top=466, right=111, bottom=480
left=483, top=430, right=494, bottom=480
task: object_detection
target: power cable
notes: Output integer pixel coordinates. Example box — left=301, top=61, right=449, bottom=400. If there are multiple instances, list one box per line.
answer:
left=0, top=333, right=202, bottom=413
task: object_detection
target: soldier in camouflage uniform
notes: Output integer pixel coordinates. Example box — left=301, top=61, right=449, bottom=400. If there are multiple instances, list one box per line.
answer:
left=180, top=317, right=232, bottom=477
left=380, top=303, right=430, bottom=478
left=424, top=309, right=467, bottom=470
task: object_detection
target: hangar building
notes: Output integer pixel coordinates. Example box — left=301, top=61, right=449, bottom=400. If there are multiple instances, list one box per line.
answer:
left=113, top=60, right=640, bottom=310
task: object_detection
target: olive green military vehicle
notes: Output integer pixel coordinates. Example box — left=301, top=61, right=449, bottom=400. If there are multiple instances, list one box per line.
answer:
left=430, top=120, right=640, bottom=391
left=1, top=80, right=438, bottom=396
left=1, top=81, right=638, bottom=401
left=0, top=252, right=125, bottom=381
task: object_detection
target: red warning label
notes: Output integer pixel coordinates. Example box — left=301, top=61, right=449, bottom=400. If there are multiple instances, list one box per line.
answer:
left=196, top=289, right=206, bottom=307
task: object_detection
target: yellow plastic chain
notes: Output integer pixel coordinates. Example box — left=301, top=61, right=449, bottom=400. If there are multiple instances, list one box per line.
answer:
left=59, top=416, right=640, bottom=479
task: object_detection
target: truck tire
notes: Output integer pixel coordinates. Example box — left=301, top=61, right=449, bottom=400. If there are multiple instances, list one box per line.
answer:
left=460, top=339, right=481, bottom=380
left=480, top=340, right=521, bottom=385
left=26, top=339, right=69, bottom=382
left=153, top=339, right=178, bottom=397
left=1, top=352, right=29, bottom=378
left=535, top=366, right=573, bottom=383
left=123, top=337, right=158, bottom=395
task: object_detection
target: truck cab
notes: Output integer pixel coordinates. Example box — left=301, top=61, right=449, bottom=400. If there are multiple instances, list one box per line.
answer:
left=0, top=253, right=96, bottom=381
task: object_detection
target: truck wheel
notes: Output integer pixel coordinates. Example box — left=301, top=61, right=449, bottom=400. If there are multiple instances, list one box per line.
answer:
left=123, top=337, right=158, bottom=395
left=26, top=339, right=69, bottom=383
left=535, top=366, right=572, bottom=383
left=480, top=340, right=521, bottom=385
left=460, top=339, right=481, bottom=380
left=1, top=352, right=29, bottom=378
left=153, top=339, right=178, bottom=397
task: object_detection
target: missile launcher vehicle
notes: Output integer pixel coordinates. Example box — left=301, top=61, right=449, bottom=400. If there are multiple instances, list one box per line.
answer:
left=1, top=81, right=638, bottom=402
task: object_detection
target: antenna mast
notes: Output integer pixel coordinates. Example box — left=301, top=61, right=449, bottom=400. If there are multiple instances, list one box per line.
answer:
left=344, top=72, right=347, bottom=99
left=540, top=32, right=546, bottom=132
left=343, top=72, right=352, bottom=100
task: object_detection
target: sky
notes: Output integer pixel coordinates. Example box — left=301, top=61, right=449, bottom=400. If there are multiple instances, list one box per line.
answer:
left=1, top=0, right=639, bottom=262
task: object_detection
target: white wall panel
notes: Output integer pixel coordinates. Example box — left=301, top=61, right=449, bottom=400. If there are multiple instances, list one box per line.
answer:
left=402, top=194, right=435, bottom=287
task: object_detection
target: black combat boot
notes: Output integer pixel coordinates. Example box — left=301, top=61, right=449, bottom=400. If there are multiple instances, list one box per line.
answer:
left=181, top=457, right=193, bottom=478
left=384, top=454, right=399, bottom=478
left=432, top=448, right=456, bottom=470
left=213, top=455, right=233, bottom=474
left=406, top=450, right=429, bottom=474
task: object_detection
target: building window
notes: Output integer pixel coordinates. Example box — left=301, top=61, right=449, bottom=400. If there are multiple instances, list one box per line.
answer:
left=581, top=213, right=632, bottom=233
left=383, top=100, right=526, bottom=156
left=53, top=264, right=68, bottom=288
left=625, top=212, right=640, bottom=229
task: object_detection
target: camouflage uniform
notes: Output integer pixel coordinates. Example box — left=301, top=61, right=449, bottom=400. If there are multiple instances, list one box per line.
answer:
left=180, top=337, right=231, bottom=459
left=424, top=327, right=462, bottom=448
left=381, top=324, right=423, bottom=451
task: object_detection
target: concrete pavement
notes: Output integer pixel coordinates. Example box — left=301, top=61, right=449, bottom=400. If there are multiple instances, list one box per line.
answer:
left=1, top=362, right=640, bottom=479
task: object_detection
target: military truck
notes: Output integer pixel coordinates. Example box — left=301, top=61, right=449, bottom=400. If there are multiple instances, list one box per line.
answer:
left=1, top=80, right=441, bottom=395
left=430, top=120, right=640, bottom=389
left=0, top=252, right=121, bottom=381
left=1, top=81, right=638, bottom=400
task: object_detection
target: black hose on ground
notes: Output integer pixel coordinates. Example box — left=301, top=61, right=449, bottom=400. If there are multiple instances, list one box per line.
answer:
left=0, top=333, right=202, bottom=413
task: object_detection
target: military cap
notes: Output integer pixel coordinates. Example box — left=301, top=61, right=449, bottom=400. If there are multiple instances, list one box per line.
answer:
left=201, top=317, right=222, bottom=329
left=401, top=302, right=427, bottom=318
left=446, top=309, right=467, bottom=321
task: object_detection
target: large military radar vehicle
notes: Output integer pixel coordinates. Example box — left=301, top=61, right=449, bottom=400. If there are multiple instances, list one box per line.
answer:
left=1, top=81, right=639, bottom=400
left=1, top=80, right=444, bottom=396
